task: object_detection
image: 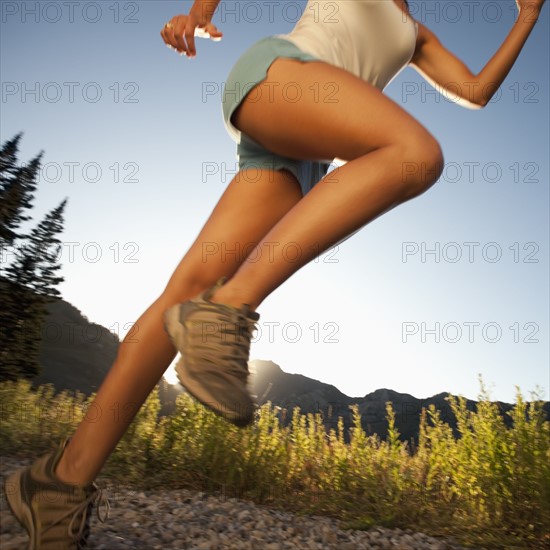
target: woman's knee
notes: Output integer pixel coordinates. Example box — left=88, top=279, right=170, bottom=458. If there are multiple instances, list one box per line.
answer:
left=399, top=133, right=444, bottom=198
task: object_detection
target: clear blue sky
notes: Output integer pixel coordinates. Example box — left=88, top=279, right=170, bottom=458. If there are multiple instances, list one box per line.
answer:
left=1, top=1, right=548, bottom=403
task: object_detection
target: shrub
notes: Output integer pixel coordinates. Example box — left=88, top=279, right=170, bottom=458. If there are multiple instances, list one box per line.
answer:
left=1, top=377, right=548, bottom=548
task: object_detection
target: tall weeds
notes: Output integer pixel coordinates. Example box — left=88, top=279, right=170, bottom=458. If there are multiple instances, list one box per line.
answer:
left=1, top=377, right=548, bottom=549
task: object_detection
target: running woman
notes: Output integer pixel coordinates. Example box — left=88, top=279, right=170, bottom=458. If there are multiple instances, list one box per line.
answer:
left=4, top=1, right=546, bottom=547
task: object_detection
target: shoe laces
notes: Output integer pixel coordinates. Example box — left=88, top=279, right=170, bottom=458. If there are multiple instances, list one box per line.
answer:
left=41, top=484, right=110, bottom=547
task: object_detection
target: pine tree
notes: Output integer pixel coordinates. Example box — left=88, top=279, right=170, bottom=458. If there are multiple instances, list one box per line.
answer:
left=1, top=199, right=68, bottom=380
left=0, top=133, right=42, bottom=248
left=0, top=132, right=23, bottom=184
left=0, top=134, right=67, bottom=381
left=6, top=199, right=67, bottom=299
left=0, top=133, right=42, bottom=380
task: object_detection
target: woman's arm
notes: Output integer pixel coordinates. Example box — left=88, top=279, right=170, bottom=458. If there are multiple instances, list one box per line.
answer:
left=409, top=0, right=545, bottom=109
left=189, top=0, right=222, bottom=26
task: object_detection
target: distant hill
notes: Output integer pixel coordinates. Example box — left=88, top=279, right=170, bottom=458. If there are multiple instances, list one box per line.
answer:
left=247, top=360, right=530, bottom=443
left=26, top=297, right=182, bottom=416
left=15, top=298, right=549, bottom=443
left=34, top=298, right=118, bottom=395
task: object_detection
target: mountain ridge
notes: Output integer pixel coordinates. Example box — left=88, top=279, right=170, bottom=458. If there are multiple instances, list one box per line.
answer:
left=18, top=297, right=549, bottom=443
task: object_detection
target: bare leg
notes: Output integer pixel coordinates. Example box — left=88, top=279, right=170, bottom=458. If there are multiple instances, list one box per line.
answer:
left=53, top=168, right=303, bottom=486
left=54, top=57, right=444, bottom=487
left=209, top=58, right=444, bottom=310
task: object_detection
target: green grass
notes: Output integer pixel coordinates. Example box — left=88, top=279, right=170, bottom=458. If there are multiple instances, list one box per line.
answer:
left=1, top=377, right=548, bottom=549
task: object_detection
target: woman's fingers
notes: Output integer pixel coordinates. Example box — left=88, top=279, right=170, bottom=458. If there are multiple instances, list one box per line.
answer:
left=175, top=26, right=192, bottom=55
left=173, top=16, right=192, bottom=56
left=160, top=25, right=173, bottom=50
left=160, top=15, right=191, bottom=56
left=184, top=22, right=197, bottom=57
left=195, top=23, right=223, bottom=41
left=160, top=26, right=181, bottom=54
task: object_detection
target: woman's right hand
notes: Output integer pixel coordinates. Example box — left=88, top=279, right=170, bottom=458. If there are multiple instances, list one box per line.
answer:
left=160, top=13, right=223, bottom=58
left=515, top=0, right=546, bottom=18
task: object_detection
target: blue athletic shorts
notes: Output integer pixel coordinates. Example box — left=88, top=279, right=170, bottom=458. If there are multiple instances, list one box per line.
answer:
left=221, top=35, right=333, bottom=197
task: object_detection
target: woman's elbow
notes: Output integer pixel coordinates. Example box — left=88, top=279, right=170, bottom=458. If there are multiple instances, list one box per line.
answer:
left=454, top=96, right=485, bottom=110
left=475, top=95, right=489, bottom=109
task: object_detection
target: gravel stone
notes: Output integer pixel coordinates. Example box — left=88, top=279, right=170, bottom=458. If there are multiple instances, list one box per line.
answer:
left=0, top=455, right=484, bottom=550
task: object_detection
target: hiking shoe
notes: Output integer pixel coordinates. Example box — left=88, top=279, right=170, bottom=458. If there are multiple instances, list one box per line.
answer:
left=163, top=276, right=260, bottom=427
left=3, top=437, right=110, bottom=549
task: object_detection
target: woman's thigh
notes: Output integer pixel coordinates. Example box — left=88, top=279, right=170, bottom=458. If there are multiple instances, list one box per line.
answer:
left=232, top=57, right=438, bottom=163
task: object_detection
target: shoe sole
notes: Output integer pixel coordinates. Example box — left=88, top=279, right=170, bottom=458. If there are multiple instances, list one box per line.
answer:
left=164, top=304, right=255, bottom=428
left=4, top=470, right=35, bottom=549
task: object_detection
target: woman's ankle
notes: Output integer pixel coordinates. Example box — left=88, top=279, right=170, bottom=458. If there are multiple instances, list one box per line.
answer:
left=54, top=447, right=92, bottom=488
left=210, top=286, right=259, bottom=312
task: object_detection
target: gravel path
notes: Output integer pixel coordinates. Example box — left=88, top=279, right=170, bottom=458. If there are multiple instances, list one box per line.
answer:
left=1, top=455, right=480, bottom=550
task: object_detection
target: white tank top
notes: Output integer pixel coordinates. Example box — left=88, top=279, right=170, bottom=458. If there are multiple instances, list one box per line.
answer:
left=274, top=0, right=418, bottom=90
